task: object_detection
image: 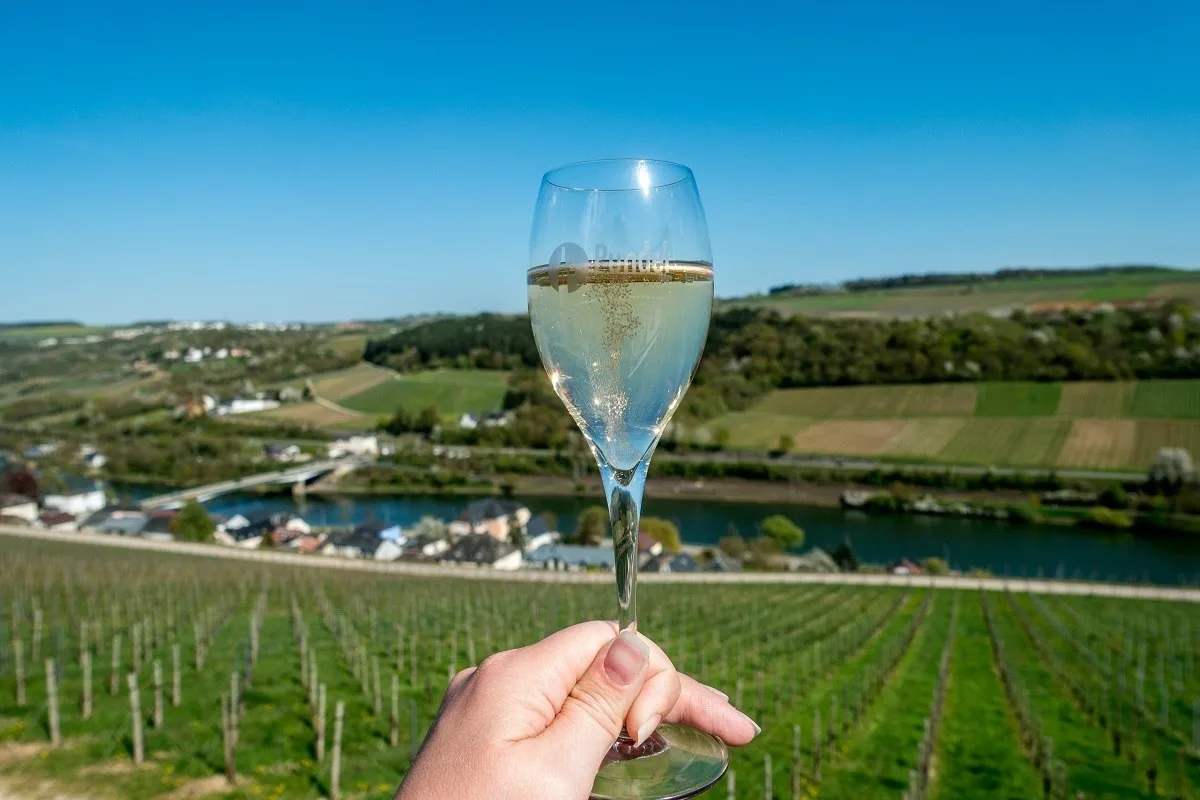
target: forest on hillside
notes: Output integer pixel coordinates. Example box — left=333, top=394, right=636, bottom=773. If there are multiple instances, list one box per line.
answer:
left=365, top=302, right=1200, bottom=422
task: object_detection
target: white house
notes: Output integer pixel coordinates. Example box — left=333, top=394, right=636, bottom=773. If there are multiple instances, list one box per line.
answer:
left=44, top=480, right=107, bottom=517
left=283, top=515, right=311, bottom=535
left=328, top=434, right=379, bottom=459
left=217, top=398, right=280, bottom=415
left=219, top=513, right=251, bottom=532
left=374, top=540, right=403, bottom=561
left=183, top=347, right=204, bottom=363
left=0, top=494, right=38, bottom=523
left=458, top=413, right=479, bottom=430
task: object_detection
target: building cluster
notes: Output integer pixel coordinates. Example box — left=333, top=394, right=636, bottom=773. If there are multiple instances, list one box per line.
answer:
left=0, top=485, right=741, bottom=574
left=161, top=346, right=254, bottom=364
left=0, top=477, right=109, bottom=533
left=35, top=320, right=304, bottom=350
left=174, top=387, right=307, bottom=419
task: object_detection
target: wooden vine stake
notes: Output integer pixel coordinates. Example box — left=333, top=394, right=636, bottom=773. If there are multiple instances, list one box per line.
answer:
left=390, top=672, right=400, bottom=747
left=331, top=700, right=345, bottom=800
left=316, top=683, right=327, bottom=764
left=373, top=657, right=382, bottom=716
left=13, top=639, right=25, bottom=707
left=171, top=643, right=181, bottom=707
left=127, top=672, right=144, bottom=765
left=110, top=634, right=121, bottom=696
left=221, top=693, right=237, bottom=784
left=81, top=650, right=92, bottom=719
left=152, top=660, right=164, bottom=728
left=45, top=659, right=61, bottom=746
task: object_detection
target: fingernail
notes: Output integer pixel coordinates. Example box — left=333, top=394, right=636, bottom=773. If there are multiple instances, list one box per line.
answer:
left=603, top=632, right=649, bottom=686
left=703, top=683, right=729, bottom=701
left=737, top=708, right=761, bottom=737
left=634, top=713, right=662, bottom=747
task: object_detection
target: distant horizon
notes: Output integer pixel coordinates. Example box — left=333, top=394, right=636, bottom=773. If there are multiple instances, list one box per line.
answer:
left=4, top=261, right=1197, bottom=327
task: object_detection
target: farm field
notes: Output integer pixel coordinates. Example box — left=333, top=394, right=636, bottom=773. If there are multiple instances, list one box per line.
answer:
left=245, top=402, right=375, bottom=431
left=723, top=269, right=1200, bottom=318
left=0, top=538, right=1197, bottom=799
left=309, top=363, right=393, bottom=403
left=338, top=370, right=509, bottom=418
left=703, top=379, right=1200, bottom=469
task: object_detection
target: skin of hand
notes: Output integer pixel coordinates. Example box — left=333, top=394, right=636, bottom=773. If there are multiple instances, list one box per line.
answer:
left=396, top=620, right=760, bottom=800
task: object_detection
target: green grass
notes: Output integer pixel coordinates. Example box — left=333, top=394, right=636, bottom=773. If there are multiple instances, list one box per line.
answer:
left=329, top=334, right=367, bottom=359
left=704, top=411, right=809, bottom=450
left=724, top=269, right=1200, bottom=318
left=1129, top=380, right=1200, bottom=419
left=816, top=596, right=949, bottom=799
left=339, top=370, right=509, bottom=417
left=753, top=384, right=977, bottom=418
left=930, top=599, right=1042, bottom=800
left=974, top=382, right=1062, bottom=417
left=938, top=418, right=1071, bottom=466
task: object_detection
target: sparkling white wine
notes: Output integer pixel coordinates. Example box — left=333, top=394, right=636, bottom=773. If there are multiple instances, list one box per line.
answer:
left=527, top=262, right=713, bottom=472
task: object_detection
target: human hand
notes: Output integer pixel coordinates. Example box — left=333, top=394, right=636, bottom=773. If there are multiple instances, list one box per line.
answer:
left=396, top=620, right=759, bottom=800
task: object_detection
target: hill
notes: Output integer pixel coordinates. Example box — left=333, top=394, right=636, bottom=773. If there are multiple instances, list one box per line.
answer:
left=699, top=379, right=1200, bottom=470
left=723, top=265, right=1200, bottom=318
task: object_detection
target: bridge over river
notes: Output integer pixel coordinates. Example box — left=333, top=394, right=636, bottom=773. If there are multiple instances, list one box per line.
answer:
left=139, top=457, right=363, bottom=509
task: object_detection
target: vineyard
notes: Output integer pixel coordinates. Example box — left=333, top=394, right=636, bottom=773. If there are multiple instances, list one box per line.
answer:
left=0, top=538, right=1198, bottom=799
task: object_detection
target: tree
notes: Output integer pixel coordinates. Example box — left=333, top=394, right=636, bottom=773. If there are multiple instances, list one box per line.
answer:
left=776, top=434, right=795, bottom=454
left=1, top=469, right=39, bottom=500
left=1148, top=447, right=1194, bottom=493
left=171, top=501, right=214, bottom=543
left=414, top=406, right=441, bottom=436
left=507, top=515, right=527, bottom=551
left=830, top=537, right=860, bottom=572
left=713, top=427, right=731, bottom=450
left=411, top=516, right=448, bottom=542
left=745, top=536, right=782, bottom=570
left=921, top=557, right=949, bottom=576
left=640, top=518, right=681, bottom=553
left=760, top=514, right=804, bottom=550
left=574, top=506, right=608, bottom=546
left=718, top=529, right=746, bottom=560
left=383, top=407, right=413, bottom=435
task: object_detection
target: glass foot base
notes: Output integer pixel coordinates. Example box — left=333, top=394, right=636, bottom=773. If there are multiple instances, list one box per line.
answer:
left=591, top=724, right=729, bottom=800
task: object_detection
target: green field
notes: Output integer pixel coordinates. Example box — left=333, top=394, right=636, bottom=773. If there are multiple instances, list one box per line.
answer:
left=339, top=370, right=509, bottom=417
left=1, top=538, right=1197, bottom=799
left=704, top=379, right=1200, bottom=469
left=974, top=382, right=1062, bottom=417
left=726, top=269, right=1200, bottom=318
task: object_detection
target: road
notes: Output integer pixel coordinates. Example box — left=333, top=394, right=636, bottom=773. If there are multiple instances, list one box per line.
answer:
left=459, top=445, right=1147, bottom=483
left=1, top=524, right=1195, bottom=602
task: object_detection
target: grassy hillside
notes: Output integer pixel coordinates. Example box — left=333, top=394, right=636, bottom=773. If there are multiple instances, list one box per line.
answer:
left=702, top=379, right=1200, bottom=470
left=725, top=268, right=1200, bottom=317
left=339, top=369, right=509, bottom=417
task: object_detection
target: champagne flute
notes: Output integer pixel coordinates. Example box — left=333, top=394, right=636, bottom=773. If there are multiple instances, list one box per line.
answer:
left=527, top=159, right=727, bottom=799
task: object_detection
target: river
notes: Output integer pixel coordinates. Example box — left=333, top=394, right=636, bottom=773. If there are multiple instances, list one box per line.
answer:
left=111, top=485, right=1200, bottom=586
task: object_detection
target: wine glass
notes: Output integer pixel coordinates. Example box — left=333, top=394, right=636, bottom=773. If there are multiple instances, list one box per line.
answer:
left=527, top=159, right=726, bottom=799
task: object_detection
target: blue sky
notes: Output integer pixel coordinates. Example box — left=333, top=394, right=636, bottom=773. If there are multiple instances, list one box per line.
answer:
left=2, top=0, right=1197, bottom=323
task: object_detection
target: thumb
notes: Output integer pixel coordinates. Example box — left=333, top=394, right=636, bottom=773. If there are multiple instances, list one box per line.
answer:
left=538, top=631, right=650, bottom=775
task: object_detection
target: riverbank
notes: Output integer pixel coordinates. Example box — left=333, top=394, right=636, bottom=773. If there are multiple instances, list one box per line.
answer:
left=307, top=473, right=1036, bottom=509
left=2, top=523, right=1197, bottom=599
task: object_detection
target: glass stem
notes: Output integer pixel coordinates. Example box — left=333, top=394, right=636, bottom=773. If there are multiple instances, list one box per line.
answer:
left=601, top=460, right=650, bottom=633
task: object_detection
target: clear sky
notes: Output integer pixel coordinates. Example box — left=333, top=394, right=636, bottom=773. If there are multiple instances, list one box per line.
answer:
left=2, top=0, right=1197, bottom=324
